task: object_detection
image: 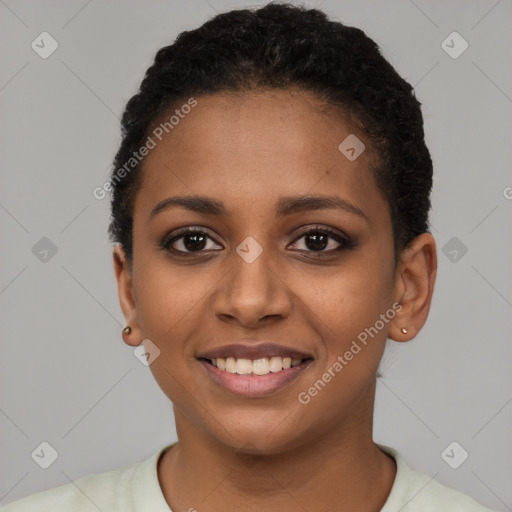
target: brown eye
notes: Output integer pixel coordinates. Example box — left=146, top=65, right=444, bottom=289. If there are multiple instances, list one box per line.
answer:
left=289, top=226, right=351, bottom=254
left=162, top=228, right=222, bottom=255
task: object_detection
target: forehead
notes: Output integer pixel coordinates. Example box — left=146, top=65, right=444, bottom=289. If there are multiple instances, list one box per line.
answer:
left=135, top=89, right=386, bottom=220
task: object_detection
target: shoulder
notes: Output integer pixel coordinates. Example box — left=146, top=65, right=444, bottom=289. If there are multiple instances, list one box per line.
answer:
left=378, top=444, right=497, bottom=512
left=1, top=447, right=166, bottom=512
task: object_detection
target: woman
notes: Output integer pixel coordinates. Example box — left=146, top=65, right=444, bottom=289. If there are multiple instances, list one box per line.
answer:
left=3, top=3, right=496, bottom=511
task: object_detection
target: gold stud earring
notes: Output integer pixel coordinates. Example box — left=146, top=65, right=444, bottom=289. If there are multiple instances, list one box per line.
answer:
left=122, top=326, right=132, bottom=335
left=401, top=327, right=408, bottom=334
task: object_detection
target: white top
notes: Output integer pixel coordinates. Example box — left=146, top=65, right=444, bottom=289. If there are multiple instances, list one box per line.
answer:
left=1, top=443, right=496, bottom=511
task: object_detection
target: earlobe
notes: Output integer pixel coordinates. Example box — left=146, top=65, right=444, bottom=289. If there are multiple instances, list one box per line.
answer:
left=389, top=233, right=437, bottom=342
left=113, top=244, right=141, bottom=347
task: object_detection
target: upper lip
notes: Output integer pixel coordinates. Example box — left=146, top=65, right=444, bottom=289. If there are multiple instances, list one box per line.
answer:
left=197, top=342, right=313, bottom=361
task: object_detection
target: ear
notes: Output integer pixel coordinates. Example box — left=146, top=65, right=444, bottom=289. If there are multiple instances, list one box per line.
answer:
left=113, top=243, right=140, bottom=347
left=388, top=233, right=437, bottom=342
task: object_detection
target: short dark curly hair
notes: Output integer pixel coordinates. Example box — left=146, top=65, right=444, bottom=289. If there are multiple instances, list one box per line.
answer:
left=108, top=1, right=433, bottom=263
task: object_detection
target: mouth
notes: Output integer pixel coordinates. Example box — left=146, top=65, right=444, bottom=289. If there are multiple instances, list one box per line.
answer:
left=197, top=342, right=314, bottom=397
left=199, top=355, right=311, bottom=375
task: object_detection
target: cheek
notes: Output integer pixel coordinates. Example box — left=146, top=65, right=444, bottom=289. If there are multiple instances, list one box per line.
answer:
left=291, top=270, right=393, bottom=423
left=130, top=258, right=208, bottom=409
left=298, top=259, right=394, bottom=369
left=131, top=255, right=208, bottom=355
left=306, top=261, right=392, bottom=329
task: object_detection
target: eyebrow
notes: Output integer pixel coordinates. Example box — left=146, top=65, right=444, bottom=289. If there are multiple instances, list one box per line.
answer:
left=148, top=194, right=368, bottom=221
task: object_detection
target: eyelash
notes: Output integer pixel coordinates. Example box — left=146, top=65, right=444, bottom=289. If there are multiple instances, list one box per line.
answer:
left=159, top=225, right=353, bottom=258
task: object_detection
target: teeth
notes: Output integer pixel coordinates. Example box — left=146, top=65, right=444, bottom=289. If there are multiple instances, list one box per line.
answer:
left=235, top=358, right=253, bottom=375
left=269, top=356, right=284, bottom=372
left=225, top=357, right=236, bottom=374
left=253, top=358, right=269, bottom=375
left=210, top=356, right=304, bottom=375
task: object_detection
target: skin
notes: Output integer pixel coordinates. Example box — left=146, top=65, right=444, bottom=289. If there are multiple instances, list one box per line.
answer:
left=113, top=88, right=437, bottom=512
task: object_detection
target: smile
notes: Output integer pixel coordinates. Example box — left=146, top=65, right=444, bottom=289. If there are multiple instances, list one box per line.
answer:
left=199, top=357, right=313, bottom=397
left=209, top=356, right=303, bottom=375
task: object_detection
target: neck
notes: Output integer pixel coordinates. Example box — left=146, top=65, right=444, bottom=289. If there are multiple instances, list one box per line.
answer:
left=158, top=381, right=396, bottom=512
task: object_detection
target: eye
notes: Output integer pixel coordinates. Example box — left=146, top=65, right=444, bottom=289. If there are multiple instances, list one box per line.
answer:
left=160, top=225, right=352, bottom=257
left=161, top=227, right=222, bottom=255
left=288, top=225, right=351, bottom=254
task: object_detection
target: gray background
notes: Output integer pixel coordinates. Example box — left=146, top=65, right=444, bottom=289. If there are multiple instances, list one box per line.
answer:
left=1, top=0, right=511, bottom=510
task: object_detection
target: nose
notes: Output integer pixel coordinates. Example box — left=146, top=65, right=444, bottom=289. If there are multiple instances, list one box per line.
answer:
left=213, top=246, right=293, bottom=328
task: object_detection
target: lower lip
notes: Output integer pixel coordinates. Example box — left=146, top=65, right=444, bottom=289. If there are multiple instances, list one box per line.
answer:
left=199, top=359, right=312, bottom=397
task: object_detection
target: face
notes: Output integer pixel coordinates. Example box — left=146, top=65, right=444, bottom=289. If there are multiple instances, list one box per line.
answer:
left=114, top=88, right=429, bottom=454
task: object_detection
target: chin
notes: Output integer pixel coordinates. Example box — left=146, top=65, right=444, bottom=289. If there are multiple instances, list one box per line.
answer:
left=204, top=411, right=315, bottom=456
